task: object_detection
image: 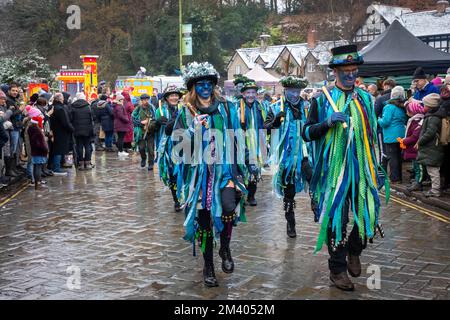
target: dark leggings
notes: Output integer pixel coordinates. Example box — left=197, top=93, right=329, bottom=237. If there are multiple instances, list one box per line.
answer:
left=198, top=187, right=240, bottom=264
left=33, top=164, right=43, bottom=188
left=116, top=132, right=126, bottom=152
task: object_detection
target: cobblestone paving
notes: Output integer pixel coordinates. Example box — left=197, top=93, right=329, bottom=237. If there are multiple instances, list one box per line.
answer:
left=0, top=152, right=449, bottom=300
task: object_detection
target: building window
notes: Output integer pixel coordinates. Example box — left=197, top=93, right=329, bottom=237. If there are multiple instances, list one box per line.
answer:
left=420, top=34, right=450, bottom=52
left=235, top=65, right=241, bottom=75
left=308, top=62, right=315, bottom=73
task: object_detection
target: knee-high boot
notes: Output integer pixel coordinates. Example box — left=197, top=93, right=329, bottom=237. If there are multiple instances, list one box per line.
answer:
left=198, top=209, right=218, bottom=287
left=219, top=219, right=234, bottom=274
left=284, top=198, right=297, bottom=238
left=247, top=182, right=257, bottom=206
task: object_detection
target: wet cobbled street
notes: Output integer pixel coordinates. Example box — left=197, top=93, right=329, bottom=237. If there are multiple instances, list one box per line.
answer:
left=0, top=152, right=449, bottom=300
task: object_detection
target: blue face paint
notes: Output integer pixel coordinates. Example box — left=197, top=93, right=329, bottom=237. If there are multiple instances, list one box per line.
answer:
left=285, top=88, right=301, bottom=104
left=195, top=80, right=214, bottom=99
left=243, top=89, right=257, bottom=105
left=337, top=69, right=358, bottom=88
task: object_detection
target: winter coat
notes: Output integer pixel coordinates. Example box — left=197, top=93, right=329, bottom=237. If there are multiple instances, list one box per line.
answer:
left=124, top=99, right=135, bottom=143
left=6, top=94, right=23, bottom=130
left=378, top=101, right=408, bottom=144
left=375, top=90, right=391, bottom=119
left=28, top=124, right=48, bottom=157
left=417, top=108, right=445, bottom=167
left=70, top=99, right=94, bottom=138
left=94, top=102, right=114, bottom=132
left=402, top=115, right=423, bottom=161
left=0, top=119, right=8, bottom=151
left=113, top=103, right=131, bottom=133
left=0, top=104, right=13, bottom=122
left=413, top=82, right=440, bottom=101
left=23, top=118, right=32, bottom=160
left=50, top=101, right=74, bottom=155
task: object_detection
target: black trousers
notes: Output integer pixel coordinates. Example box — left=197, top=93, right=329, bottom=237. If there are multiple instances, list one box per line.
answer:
left=75, top=136, right=93, bottom=163
left=382, top=142, right=402, bottom=182
left=198, top=187, right=240, bottom=265
left=116, top=132, right=126, bottom=152
left=327, top=196, right=364, bottom=274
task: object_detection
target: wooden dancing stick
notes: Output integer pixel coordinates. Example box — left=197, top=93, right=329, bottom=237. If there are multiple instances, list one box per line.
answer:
left=240, top=99, right=245, bottom=126
left=186, top=102, right=209, bottom=129
left=322, top=86, right=348, bottom=129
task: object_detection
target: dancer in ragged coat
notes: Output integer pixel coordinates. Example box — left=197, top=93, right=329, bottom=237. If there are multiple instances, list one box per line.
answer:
left=264, top=76, right=312, bottom=239
left=155, top=85, right=183, bottom=212
left=237, top=80, right=268, bottom=206
left=302, top=45, right=387, bottom=291
left=167, top=62, right=247, bottom=287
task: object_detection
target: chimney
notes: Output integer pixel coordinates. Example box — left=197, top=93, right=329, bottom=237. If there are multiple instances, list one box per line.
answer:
left=260, top=34, right=271, bottom=53
left=307, top=27, right=318, bottom=49
left=437, top=0, right=449, bottom=15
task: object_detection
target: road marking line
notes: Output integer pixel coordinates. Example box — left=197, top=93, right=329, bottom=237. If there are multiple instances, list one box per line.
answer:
left=0, top=182, right=30, bottom=208
left=389, top=194, right=449, bottom=220
left=381, top=193, right=450, bottom=224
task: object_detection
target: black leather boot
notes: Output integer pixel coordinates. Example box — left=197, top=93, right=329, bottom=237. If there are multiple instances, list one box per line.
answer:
left=219, top=230, right=234, bottom=274
left=247, top=182, right=257, bottom=206
left=203, top=262, right=219, bottom=287
left=284, top=199, right=297, bottom=238
left=170, top=186, right=182, bottom=212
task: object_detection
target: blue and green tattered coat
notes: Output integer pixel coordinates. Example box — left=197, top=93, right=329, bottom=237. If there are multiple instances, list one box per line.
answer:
left=171, top=98, right=248, bottom=243
left=267, top=97, right=310, bottom=197
left=303, top=87, right=387, bottom=253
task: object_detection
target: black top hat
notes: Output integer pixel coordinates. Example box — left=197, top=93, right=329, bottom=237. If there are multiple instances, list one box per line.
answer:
left=329, top=45, right=364, bottom=68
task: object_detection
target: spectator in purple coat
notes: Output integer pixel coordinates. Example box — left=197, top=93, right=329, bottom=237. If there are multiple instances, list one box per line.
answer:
left=113, top=93, right=131, bottom=157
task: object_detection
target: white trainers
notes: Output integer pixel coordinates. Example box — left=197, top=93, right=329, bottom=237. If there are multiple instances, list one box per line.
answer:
left=118, top=151, right=129, bottom=157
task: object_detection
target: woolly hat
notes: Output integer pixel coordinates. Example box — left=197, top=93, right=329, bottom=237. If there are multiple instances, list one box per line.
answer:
left=97, top=100, right=108, bottom=108
left=182, top=62, right=219, bottom=91
left=30, top=116, right=44, bottom=129
left=413, top=67, right=427, bottom=80
left=390, top=86, right=406, bottom=101
left=26, top=105, right=43, bottom=119
left=422, top=93, right=441, bottom=108
left=280, top=76, right=309, bottom=89
left=431, top=77, right=443, bottom=87
left=329, top=45, right=364, bottom=69
left=0, top=90, right=6, bottom=99
left=405, top=101, right=424, bottom=115
left=75, top=92, right=86, bottom=101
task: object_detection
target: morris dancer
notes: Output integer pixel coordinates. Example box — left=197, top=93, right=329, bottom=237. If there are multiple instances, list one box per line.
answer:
left=264, top=76, right=311, bottom=238
left=167, top=62, right=247, bottom=287
left=303, top=45, right=386, bottom=291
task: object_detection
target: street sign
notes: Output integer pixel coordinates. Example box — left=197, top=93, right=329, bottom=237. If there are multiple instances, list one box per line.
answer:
left=181, top=24, right=192, bottom=56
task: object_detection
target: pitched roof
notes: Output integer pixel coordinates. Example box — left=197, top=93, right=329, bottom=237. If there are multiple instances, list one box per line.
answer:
left=370, top=3, right=450, bottom=37
left=359, top=20, right=450, bottom=77
left=232, top=40, right=349, bottom=71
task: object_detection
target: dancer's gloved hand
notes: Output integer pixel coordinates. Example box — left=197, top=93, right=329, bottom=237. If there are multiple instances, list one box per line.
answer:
left=249, top=164, right=258, bottom=175
left=158, top=116, right=168, bottom=126
left=190, top=114, right=208, bottom=133
left=327, top=112, right=347, bottom=127
left=273, top=111, right=285, bottom=128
